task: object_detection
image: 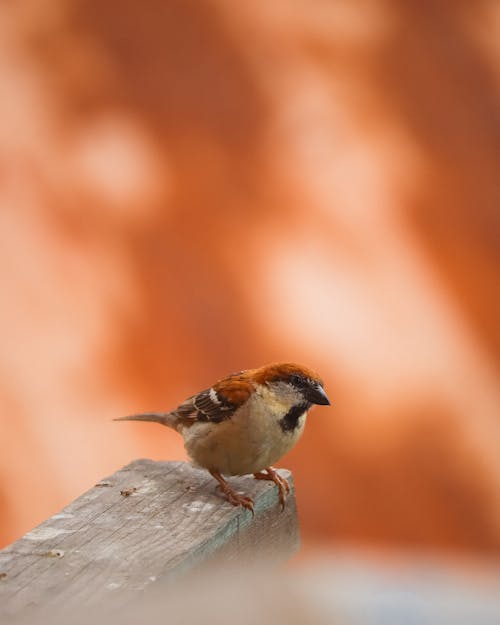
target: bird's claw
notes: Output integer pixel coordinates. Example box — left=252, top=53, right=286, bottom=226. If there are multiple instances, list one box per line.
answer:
left=211, top=470, right=255, bottom=515
left=253, top=467, right=290, bottom=511
left=224, top=491, right=255, bottom=514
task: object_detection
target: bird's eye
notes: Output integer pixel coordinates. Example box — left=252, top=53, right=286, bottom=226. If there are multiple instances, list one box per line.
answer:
left=290, top=374, right=302, bottom=386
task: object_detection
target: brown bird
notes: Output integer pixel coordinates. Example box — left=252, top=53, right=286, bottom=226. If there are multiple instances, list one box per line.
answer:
left=115, top=362, right=330, bottom=512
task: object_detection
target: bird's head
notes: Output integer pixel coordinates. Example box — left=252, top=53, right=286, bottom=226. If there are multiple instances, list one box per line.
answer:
left=252, top=362, right=330, bottom=408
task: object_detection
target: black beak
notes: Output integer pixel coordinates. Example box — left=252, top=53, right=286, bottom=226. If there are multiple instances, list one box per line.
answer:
left=305, top=383, right=330, bottom=406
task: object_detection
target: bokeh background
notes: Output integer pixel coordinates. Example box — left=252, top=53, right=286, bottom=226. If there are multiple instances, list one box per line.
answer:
left=1, top=0, right=500, bottom=562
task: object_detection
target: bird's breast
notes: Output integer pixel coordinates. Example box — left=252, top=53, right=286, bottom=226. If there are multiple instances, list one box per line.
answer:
left=182, top=391, right=308, bottom=476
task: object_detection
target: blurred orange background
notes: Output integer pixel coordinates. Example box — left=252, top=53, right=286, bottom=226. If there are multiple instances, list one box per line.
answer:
left=1, top=0, right=499, bottom=557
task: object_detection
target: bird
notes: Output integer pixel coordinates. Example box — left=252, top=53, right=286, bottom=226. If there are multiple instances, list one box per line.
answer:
left=115, top=362, right=330, bottom=512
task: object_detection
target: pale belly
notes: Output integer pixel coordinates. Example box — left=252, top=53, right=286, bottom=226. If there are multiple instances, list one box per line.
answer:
left=182, top=409, right=307, bottom=476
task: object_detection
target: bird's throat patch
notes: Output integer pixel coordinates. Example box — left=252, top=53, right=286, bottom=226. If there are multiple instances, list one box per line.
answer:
left=278, top=403, right=310, bottom=433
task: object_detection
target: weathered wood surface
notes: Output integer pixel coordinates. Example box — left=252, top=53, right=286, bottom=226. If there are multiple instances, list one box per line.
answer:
left=0, top=459, right=299, bottom=616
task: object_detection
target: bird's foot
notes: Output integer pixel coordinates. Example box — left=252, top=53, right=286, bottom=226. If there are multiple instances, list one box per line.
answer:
left=222, top=489, right=255, bottom=513
left=209, top=470, right=254, bottom=514
left=253, top=467, right=290, bottom=511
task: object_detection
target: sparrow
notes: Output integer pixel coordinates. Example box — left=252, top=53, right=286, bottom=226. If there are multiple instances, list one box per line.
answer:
left=115, top=362, right=330, bottom=512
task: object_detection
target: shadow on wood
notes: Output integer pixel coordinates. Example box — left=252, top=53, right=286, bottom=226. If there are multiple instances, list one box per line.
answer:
left=0, top=460, right=299, bottom=616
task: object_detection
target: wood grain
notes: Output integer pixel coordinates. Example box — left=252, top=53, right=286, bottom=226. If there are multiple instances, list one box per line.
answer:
left=0, top=460, right=299, bottom=616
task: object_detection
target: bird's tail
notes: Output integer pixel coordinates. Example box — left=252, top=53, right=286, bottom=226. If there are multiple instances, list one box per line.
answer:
left=114, top=412, right=175, bottom=429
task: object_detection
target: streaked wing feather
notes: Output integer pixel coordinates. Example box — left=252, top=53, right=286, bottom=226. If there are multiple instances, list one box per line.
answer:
left=193, top=388, right=237, bottom=423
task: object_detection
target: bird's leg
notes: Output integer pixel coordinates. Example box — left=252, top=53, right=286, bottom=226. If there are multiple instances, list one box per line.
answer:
left=209, top=470, right=254, bottom=514
left=253, top=467, right=290, bottom=510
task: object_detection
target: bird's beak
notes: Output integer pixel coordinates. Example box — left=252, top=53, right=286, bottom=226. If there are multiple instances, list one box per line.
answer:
left=306, top=384, right=330, bottom=406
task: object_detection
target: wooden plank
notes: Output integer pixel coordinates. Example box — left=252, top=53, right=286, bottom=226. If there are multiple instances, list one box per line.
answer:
left=0, top=460, right=299, bottom=616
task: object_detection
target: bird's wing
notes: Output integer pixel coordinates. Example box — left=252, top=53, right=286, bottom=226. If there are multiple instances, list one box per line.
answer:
left=193, top=388, right=237, bottom=422
left=175, top=377, right=253, bottom=426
